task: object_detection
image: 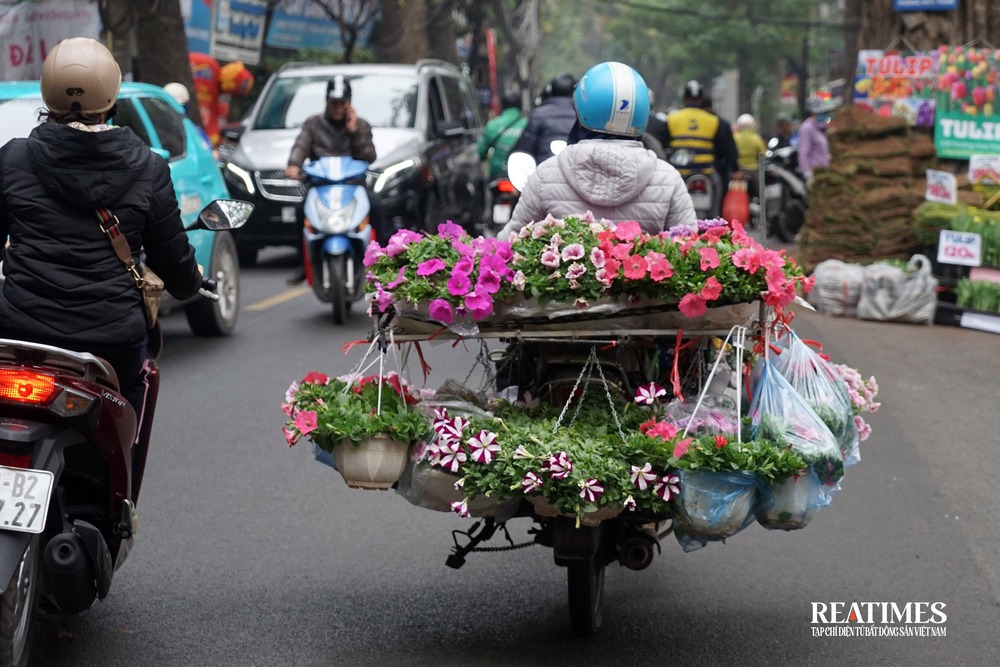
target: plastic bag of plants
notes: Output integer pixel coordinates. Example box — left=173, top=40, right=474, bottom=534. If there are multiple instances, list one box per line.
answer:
left=772, top=329, right=860, bottom=466
left=749, top=359, right=844, bottom=508
left=672, top=469, right=768, bottom=552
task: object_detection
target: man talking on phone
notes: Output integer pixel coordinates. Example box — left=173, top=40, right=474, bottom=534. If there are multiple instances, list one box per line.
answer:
left=283, top=74, right=378, bottom=286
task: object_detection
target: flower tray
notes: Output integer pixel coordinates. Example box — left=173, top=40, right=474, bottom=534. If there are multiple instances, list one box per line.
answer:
left=390, top=299, right=760, bottom=336
left=527, top=495, right=623, bottom=527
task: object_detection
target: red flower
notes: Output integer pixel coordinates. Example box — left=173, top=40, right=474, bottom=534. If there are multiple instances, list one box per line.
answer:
left=699, top=247, right=720, bottom=270
left=639, top=417, right=658, bottom=434
left=678, top=293, right=707, bottom=318
left=301, top=371, right=329, bottom=385
left=714, top=435, right=728, bottom=448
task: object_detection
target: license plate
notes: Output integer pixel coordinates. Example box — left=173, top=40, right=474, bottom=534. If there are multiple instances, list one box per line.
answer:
left=764, top=183, right=783, bottom=198
left=690, top=193, right=711, bottom=210
left=0, top=466, right=53, bottom=534
left=492, top=204, right=512, bottom=224
left=281, top=206, right=297, bottom=223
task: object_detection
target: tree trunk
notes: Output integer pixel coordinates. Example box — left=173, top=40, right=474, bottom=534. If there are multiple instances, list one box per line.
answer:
left=426, top=0, right=459, bottom=64
left=133, top=0, right=194, bottom=89
left=855, top=0, right=1000, bottom=53
left=372, top=0, right=428, bottom=64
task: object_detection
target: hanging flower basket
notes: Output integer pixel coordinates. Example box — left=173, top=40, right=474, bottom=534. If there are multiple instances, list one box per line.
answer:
left=332, top=435, right=410, bottom=490
left=398, top=460, right=512, bottom=517
left=757, top=471, right=821, bottom=531
left=671, top=470, right=760, bottom=540
left=527, top=495, right=623, bottom=528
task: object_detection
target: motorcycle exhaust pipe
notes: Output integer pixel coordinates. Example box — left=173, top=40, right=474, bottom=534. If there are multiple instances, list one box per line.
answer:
left=618, top=535, right=656, bottom=571
left=43, top=533, right=97, bottom=614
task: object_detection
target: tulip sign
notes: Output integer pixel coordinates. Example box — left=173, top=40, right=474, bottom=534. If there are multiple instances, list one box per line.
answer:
left=934, top=45, right=1000, bottom=158
left=937, top=230, right=982, bottom=267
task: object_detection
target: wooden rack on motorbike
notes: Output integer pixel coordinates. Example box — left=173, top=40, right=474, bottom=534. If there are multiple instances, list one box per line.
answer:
left=364, top=302, right=769, bottom=636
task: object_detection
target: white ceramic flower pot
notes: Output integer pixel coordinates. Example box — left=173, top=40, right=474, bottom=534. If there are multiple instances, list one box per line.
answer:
left=757, top=475, right=818, bottom=531
left=332, top=436, right=409, bottom=490
left=673, top=471, right=757, bottom=540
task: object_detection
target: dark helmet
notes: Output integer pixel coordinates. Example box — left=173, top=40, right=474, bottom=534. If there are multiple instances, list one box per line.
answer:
left=327, top=74, right=352, bottom=101
left=501, top=90, right=521, bottom=110
left=683, top=79, right=705, bottom=101
left=549, top=72, right=576, bottom=97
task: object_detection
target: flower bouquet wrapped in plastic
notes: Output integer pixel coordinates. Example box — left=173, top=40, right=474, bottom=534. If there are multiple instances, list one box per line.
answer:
left=749, top=360, right=845, bottom=515
left=772, top=329, right=860, bottom=466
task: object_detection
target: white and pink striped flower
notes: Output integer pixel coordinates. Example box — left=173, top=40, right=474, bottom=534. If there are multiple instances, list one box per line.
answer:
left=522, top=471, right=544, bottom=493
left=467, top=430, right=500, bottom=464
left=630, top=463, right=658, bottom=490
left=654, top=474, right=681, bottom=501
left=546, top=452, right=573, bottom=479
left=579, top=478, right=604, bottom=503
left=437, top=440, right=467, bottom=473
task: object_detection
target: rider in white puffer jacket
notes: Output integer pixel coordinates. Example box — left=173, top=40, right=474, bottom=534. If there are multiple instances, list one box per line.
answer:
left=499, top=62, right=696, bottom=240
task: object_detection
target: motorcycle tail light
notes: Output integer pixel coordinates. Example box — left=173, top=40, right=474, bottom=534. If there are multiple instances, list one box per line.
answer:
left=0, top=370, right=56, bottom=405
left=0, top=453, right=32, bottom=469
left=496, top=179, right=516, bottom=193
left=688, top=180, right=708, bottom=192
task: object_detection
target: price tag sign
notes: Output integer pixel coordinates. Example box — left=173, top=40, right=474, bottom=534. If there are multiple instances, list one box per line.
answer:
left=937, top=230, right=982, bottom=267
left=926, top=170, right=957, bottom=204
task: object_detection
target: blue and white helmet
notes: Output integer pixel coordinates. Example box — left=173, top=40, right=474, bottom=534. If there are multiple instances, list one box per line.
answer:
left=573, top=61, right=650, bottom=138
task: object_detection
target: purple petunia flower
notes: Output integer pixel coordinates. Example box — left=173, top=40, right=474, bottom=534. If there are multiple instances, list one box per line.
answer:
left=385, top=229, right=423, bottom=256
left=428, top=299, right=454, bottom=323
left=476, top=270, right=502, bottom=295
left=437, top=221, right=465, bottom=239
left=447, top=271, right=472, bottom=296
left=464, top=291, right=494, bottom=319
left=363, top=240, right=385, bottom=267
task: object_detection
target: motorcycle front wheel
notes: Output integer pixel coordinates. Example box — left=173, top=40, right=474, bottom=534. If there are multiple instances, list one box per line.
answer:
left=329, top=255, right=348, bottom=324
left=0, top=536, right=41, bottom=667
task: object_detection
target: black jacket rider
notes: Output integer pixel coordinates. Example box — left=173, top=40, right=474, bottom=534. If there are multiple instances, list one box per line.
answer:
left=0, top=122, right=201, bottom=371
left=511, top=95, right=577, bottom=164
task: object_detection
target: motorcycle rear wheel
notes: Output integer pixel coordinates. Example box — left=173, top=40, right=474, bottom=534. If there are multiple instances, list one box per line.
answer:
left=567, top=557, right=605, bottom=636
left=0, top=536, right=41, bottom=667
left=770, top=197, right=806, bottom=243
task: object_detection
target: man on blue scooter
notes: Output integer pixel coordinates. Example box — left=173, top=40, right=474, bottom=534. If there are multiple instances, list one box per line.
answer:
left=284, top=75, right=378, bottom=286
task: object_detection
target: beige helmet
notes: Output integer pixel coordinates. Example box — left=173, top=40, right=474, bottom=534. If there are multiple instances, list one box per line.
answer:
left=41, top=37, right=121, bottom=114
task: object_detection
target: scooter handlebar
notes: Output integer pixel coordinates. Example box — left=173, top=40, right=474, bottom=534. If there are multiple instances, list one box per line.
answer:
left=199, top=278, right=219, bottom=301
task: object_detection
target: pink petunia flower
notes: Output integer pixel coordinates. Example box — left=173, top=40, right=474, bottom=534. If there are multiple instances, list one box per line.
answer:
left=293, top=410, right=318, bottom=436
left=565, top=263, right=586, bottom=282
left=450, top=499, right=470, bottom=518
left=428, top=299, right=454, bottom=323
left=672, top=438, right=692, bottom=458
left=561, top=243, right=585, bottom=262
left=595, top=268, right=612, bottom=286
left=385, top=229, right=423, bottom=257
left=649, top=420, right=678, bottom=442
left=609, top=242, right=634, bottom=261
left=540, top=248, right=561, bottom=268
left=416, top=258, right=446, bottom=276
left=512, top=270, right=527, bottom=291
left=648, top=259, right=674, bottom=282
left=699, top=247, right=720, bottom=270
left=476, top=270, right=502, bottom=295
left=614, top=221, right=642, bottom=241
left=678, top=293, right=708, bottom=318
left=447, top=271, right=472, bottom=296
left=282, top=426, right=301, bottom=447
left=387, top=266, right=408, bottom=289
left=700, top=276, right=723, bottom=301
left=589, top=247, right=606, bottom=268
left=437, top=221, right=465, bottom=239
left=362, top=240, right=385, bottom=267
left=623, top=254, right=648, bottom=280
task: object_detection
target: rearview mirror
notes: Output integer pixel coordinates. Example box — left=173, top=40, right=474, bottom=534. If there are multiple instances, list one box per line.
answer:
left=507, top=151, right=537, bottom=192
left=221, top=123, right=246, bottom=143
left=193, top=199, right=254, bottom=231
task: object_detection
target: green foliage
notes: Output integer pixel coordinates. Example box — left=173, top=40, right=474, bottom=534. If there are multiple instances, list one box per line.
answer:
left=284, top=374, right=430, bottom=451
left=956, top=278, right=1000, bottom=313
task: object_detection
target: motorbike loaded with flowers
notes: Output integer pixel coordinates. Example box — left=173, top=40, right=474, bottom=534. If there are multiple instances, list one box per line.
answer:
left=280, top=215, right=880, bottom=636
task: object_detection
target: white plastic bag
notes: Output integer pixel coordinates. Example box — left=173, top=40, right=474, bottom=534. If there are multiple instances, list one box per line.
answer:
left=857, top=255, right=937, bottom=324
left=807, top=259, right=866, bottom=317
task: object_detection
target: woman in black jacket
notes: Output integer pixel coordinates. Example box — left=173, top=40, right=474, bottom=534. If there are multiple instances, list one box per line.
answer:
left=0, top=38, right=203, bottom=425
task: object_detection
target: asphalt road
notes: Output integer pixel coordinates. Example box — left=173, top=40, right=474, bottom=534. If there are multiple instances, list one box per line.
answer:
left=28, top=248, right=999, bottom=666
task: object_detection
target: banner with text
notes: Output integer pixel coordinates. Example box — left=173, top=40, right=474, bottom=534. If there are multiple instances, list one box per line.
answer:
left=209, top=0, right=267, bottom=66
left=853, top=49, right=938, bottom=127
left=934, top=45, right=1000, bottom=158
left=0, top=0, right=99, bottom=80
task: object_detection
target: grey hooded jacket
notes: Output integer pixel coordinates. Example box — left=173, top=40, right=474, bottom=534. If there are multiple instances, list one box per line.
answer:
left=499, top=139, right=696, bottom=240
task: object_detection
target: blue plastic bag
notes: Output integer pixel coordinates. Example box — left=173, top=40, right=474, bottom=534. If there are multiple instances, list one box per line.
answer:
left=672, top=470, right=770, bottom=552
left=312, top=442, right=338, bottom=470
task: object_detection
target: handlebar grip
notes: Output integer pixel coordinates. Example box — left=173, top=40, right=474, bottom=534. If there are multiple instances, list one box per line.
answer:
left=199, top=278, right=220, bottom=301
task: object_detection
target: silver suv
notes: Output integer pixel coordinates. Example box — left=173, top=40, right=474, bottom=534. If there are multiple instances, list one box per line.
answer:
left=219, top=59, right=486, bottom=265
